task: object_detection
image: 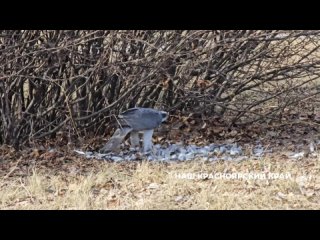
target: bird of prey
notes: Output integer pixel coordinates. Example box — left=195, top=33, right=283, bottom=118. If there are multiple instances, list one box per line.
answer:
left=100, top=107, right=168, bottom=153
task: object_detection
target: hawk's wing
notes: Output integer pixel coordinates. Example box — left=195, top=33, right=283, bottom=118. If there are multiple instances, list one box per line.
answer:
left=118, top=108, right=163, bottom=130
left=118, top=108, right=142, bottom=128
left=119, top=108, right=141, bottom=118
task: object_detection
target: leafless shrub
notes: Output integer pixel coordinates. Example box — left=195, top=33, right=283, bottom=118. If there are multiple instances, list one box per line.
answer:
left=1, top=30, right=320, bottom=148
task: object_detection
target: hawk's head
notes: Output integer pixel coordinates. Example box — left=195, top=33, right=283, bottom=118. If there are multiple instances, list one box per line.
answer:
left=160, top=111, right=169, bottom=123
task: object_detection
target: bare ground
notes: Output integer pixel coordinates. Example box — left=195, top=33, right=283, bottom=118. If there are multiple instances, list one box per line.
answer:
left=1, top=149, right=320, bottom=209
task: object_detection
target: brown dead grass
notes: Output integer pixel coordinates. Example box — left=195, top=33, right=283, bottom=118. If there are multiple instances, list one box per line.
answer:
left=1, top=155, right=320, bottom=210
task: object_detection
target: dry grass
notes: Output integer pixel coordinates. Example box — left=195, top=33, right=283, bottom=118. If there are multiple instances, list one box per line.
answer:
left=1, top=155, right=320, bottom=210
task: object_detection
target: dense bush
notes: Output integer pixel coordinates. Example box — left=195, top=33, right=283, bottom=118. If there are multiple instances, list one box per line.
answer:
left=1, top=30, right=320, bottom=148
